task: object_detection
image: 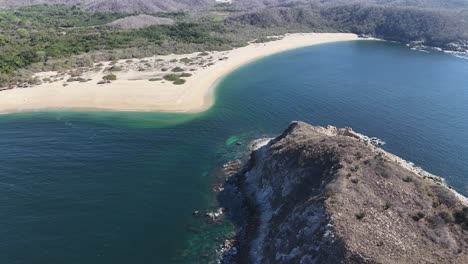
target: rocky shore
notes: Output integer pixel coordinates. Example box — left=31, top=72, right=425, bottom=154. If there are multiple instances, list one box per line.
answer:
left=220, top=122, right=468, bottom=263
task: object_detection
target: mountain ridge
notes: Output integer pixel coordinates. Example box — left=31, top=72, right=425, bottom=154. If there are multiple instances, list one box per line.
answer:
left=0, top=0, right=215, bottom=13
left=2, top=0, right=468, bottom=13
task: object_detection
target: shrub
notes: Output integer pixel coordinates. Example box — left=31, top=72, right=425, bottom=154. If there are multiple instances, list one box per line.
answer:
left=402, top=176, right=413, bottom=182
left=412, top=211, right=425, bottom=221
left=149, top=78, right=162, bottom=81
left=355, top=211, right=366, bottom=220
left=102, top=74, right=117, bottom=81
left=109, top=66, right=123, bottom=72
left=432, top=198, right=441, bottom=208
left=163, top=74, right=179, bottom=81
left=439, top=211, right=455, bottom=223
left=69, top=69, right=83, bottom=77
left=170, top=59, right=178, bottom=63
left=67, top=77, right=86, bottom=82
left=180, top=57, right=193, bottom=63
left=198, top=52, right=209, bottom=56
left=180, top=73, right=192, bottom=78
left=173, top=79, right=186, bottom=85
left=171, top=67, right=184, bottom=72
left=383, top=201, right=391, bottom=210
left=454, top=207, right=468, bottom=230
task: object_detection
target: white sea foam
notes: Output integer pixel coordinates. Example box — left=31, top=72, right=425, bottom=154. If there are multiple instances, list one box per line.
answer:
left=408, top=43, right=468, bottom=59
left=443, top=50, right=468, bottom=60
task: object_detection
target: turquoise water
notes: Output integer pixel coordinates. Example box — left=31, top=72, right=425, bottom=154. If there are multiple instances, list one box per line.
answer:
left=1, top=40, right=467, bottom=263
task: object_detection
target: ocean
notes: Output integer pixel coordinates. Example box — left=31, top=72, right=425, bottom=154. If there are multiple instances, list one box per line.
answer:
left=1, top=40, right=467, bottom=263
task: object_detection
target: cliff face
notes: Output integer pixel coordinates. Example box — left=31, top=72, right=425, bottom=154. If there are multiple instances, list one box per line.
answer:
left=227, top=122, right=468, bottom=264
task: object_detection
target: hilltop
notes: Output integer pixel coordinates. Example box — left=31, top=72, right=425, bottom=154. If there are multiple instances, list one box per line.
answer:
left=221, top=122, right=468, bottom=263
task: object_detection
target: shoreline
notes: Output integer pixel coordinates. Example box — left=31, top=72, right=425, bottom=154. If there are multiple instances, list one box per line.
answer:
left=0, top=33, right=361, bottom=114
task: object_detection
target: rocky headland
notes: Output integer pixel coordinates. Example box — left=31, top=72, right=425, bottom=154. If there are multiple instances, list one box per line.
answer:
left=220, top=121, right=468, bottom=263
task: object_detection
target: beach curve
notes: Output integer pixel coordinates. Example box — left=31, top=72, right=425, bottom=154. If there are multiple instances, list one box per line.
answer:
left=0, top=33, right=361, bottom=114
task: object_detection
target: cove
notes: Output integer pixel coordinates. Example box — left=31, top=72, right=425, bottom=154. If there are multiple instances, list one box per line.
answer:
left=0, top=40, right=467, bottom=263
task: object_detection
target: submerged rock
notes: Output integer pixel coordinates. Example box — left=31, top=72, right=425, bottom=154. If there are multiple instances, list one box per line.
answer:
left=219, top=239, right=238, bottom=264
left=205, top=208, right=226, bottom=222
left=222, top=121, right=468, bottom=264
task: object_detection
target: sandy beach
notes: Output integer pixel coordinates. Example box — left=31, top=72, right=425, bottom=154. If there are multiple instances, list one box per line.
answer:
left=0, top=33, right=360, bottom=113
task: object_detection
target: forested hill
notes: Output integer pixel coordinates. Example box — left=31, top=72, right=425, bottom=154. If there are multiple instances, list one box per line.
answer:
left=0, top=0, right=214, bottom=13
left=1, top=0, right=468, bottom=88
left=231, top=0, right=468, bottom=9
left=319, top=0, right=468, bottom=9
left=3, top=0, right=468, bottom=13
left=227, top=3, right=468, bottom=51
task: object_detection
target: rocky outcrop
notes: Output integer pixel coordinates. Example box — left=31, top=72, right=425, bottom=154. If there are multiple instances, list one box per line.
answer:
left=222, top=121, right=468, bottom=264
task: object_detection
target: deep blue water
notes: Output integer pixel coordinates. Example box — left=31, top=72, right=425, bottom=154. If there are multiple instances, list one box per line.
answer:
left=0, top=40, right=467, bottom=263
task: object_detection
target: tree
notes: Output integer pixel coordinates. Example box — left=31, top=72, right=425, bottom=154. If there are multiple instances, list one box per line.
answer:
left=17, top=28, right=30, bottom=39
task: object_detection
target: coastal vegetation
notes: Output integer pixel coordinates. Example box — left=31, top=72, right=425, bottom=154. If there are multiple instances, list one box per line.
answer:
left=108, top=66, right=123, bottom=72
left=162, top=72, right=189, bottom=85
left=454, top=207, right=468, bottom=230
left=1, top=1, right=468, bottom=88
left=0, top=4, right=259, bottom=87
left=102, top=73, right=117, bottom=81
left=171, top=67, right=184, bottom=72
left=163, top=74, right=179, bottom=81
left=173, top=79, right=186, bottom=85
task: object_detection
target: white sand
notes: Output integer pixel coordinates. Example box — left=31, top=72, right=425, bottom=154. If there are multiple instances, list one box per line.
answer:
left=0, top=33, right=360, bottom=113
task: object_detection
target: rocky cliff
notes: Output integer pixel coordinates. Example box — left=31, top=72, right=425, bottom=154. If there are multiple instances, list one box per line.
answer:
left=222, top=121, right=468, bottom=264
